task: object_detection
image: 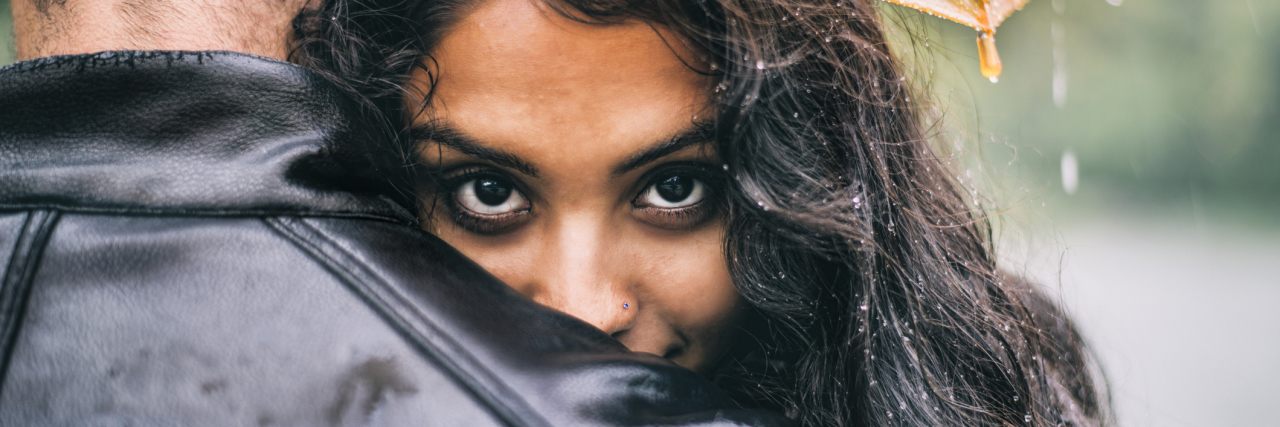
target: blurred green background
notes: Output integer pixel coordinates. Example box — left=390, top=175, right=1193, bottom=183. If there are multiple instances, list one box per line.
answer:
left=895, top=0, right=1279, bottom=226
left=2, top=0, right=1276, bottom=425
left=883, top=1, right=1280, bottom=426
left=1, top=0, right=11, bottom=65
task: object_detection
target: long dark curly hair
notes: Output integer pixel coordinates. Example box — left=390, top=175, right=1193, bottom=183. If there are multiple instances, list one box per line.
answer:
left=292, top=0, right=1112, bottom=425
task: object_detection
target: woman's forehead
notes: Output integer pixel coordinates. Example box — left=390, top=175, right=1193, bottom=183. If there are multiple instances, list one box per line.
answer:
left=420, top=0, right=713, bottom=175
left=427, top=0, right=708, bottom=106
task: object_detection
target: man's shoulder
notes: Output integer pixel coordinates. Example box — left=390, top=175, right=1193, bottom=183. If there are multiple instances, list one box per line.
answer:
left=0, top=211, right=786, bottom=426
left=0, top=211, right=507, bottom=425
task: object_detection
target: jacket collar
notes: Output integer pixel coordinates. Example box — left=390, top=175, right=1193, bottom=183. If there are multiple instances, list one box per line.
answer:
left=0, top=51, right=416, bottom=224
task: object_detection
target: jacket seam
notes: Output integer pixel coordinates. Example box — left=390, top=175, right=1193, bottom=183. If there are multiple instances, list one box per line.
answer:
left=262, top=216, right=547, bottom=427
left=0, top=204, right=415, bottom=226
left=0, top=210, right=60, bottom=397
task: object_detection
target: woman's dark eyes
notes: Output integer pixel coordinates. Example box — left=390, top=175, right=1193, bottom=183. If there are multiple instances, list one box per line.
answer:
left=631, top=166, right=721, bottom=230
left=637, top=175, right=706, bottom=208
left=438, top=170, right=531, bottom=235
left=436, top=164, right=721, bottom=234
left=455, top=175, right=528, bottom=215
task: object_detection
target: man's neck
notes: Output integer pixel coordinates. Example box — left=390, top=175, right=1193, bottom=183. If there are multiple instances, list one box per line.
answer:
left=11, top=0, right=301, bottom=61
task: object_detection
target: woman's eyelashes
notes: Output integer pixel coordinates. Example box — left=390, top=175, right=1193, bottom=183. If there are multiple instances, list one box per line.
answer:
left=638, top=174, right=705, bottom=208
left=438, top=167, right=531, bottom=234
left=631, top=164, right=722, bottom=230
left=434, top=163, right=722, bottom=235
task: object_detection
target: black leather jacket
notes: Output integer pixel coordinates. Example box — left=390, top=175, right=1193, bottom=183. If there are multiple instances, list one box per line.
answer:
left=0, top=51, right=786, bottom=426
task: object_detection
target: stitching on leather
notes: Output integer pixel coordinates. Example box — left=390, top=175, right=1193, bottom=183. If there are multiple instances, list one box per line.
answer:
left=0, top=51, right=272, bottom=76
left=263, top=216, right=547, bottom=427
left=0, top=204, right=415, bottom=226
left=0, top=210, right=60, bottom=398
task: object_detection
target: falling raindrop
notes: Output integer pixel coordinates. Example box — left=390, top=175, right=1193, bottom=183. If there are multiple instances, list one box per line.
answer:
left=1061, top=150, right=1079, bottom=195
left=1052, top=20, right=1067, bottom=108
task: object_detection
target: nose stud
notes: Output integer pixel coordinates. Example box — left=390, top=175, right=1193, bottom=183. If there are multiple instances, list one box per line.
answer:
left=622, top=303, right=630, bottom=309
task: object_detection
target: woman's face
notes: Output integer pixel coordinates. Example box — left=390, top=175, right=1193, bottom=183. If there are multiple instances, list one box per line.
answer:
left=408, top=0, right=741, bottom=371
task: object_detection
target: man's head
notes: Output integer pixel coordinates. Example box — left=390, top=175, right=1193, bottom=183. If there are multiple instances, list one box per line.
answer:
left=11, top=0, right=310, bottom=60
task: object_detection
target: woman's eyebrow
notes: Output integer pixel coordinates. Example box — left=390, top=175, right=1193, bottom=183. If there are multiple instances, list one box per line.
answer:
left=410, top=122, right=540, bottom=177
left=612, top=122, right=715, bottom=175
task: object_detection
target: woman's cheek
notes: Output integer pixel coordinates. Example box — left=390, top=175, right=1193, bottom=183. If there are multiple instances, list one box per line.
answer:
left=643, top=223, right=742, bottom=367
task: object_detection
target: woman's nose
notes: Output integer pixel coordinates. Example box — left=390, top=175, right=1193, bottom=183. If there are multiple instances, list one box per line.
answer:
left=521, top=217, right=638, bottom=336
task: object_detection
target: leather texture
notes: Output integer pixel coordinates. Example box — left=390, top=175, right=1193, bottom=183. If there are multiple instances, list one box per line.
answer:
left=0, top=51, right=789, bottom=427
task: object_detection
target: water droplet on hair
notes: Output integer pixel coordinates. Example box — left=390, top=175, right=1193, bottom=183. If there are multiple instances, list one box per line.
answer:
left=1025, top=414, right=1033, bottom=423
left=793, top=112, right=799, bottom=118
left=899, top=402, right=906, bottom=410
left=722, top=164, right=729, bottom=171
left=755, top=60, right=766, bottom=70
left=860, top=304, right=868, bottom=311
left=824, top=36, right=833, bottom=43
left=1013, top=395, right=1019, bottom=401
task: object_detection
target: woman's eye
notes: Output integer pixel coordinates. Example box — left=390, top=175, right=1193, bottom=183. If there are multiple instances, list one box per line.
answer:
left=455, top=176, right=529, bottom=215
left=639, top=175, right=706, bottom=208
left=632, top=169, right=720, bottom=230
